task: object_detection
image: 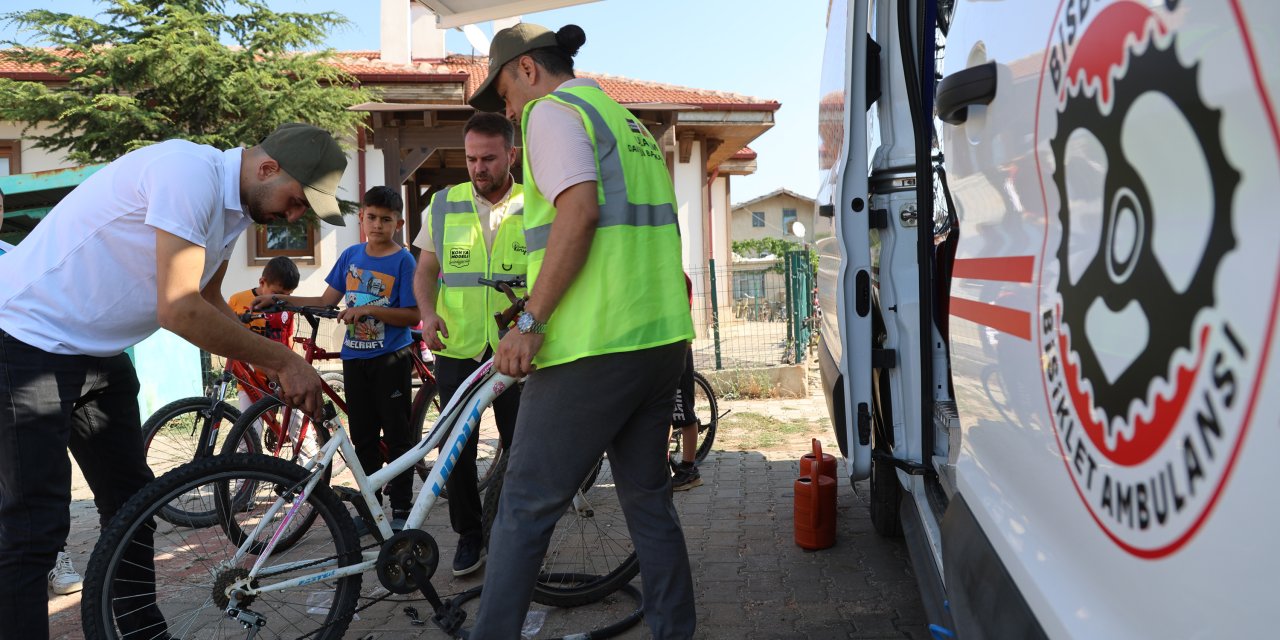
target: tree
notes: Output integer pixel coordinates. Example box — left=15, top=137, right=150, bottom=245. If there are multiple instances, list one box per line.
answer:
left=732, top=237, right=819, bottom=276
left=0, top=0, right=374, bottom=164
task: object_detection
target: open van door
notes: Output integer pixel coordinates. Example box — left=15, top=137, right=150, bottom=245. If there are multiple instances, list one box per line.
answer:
left=818, top=0, right=875, bottom=482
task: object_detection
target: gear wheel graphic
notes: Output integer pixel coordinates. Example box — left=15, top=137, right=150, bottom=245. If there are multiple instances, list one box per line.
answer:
left=1051, top=37, right=1239, bottom=421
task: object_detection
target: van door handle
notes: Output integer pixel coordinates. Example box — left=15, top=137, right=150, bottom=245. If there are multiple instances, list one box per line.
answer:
left=936, top=61, right=997, bottom=125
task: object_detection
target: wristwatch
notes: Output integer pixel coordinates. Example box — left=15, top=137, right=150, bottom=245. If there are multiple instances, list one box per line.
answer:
left=515, top=310, right=547, bottom=335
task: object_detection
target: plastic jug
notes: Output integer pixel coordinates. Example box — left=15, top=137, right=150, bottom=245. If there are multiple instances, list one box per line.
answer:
left=800, top=437, right=837, bottom=481
left=794, top=439, right=837, bottom=550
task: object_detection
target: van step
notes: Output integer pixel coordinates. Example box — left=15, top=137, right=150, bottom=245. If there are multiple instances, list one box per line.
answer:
left=933, top=401, right=961, bottom=498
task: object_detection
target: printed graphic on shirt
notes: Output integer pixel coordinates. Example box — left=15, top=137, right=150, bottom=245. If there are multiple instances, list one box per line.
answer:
left=344, top=264, right=395, bottom=351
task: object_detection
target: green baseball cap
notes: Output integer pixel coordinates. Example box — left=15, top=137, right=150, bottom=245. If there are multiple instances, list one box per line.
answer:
left=468, top=23, right=560, bottom=112
left=260, top=123, right=348, bottom=226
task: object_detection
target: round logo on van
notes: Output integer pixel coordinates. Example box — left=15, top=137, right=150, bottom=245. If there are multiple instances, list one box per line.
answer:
left=1034, top=0, right=1277, bottom=557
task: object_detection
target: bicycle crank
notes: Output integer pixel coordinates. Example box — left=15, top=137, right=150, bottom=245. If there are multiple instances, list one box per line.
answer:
left=375, top=529, right=440, bottom=594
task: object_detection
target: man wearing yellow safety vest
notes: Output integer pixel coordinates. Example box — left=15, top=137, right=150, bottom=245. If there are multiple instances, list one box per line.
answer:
left=410, top=112, right=524, bottom=577
left=467, top=22, right=696, bottom=640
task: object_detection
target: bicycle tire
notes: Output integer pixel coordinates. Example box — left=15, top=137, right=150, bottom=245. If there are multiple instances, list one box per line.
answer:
left=319, top=371, right=350, bottom=427
left=482, top=453, right=640, bottom=608
left=220, top=395, right=331, bottom=550
left=141, top=396, right=258, bottom=527
left=413, top=383, right=505, bottom=499
left=669, top=372, right=719, bottom=465
left=81, top=454, right=362, bottom=640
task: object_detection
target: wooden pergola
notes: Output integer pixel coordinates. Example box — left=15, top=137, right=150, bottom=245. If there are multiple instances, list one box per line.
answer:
left=354, top=101, right=686, bottom=244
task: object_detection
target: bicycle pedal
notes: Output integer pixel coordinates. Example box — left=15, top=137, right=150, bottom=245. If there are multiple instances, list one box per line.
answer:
left=332, top=486, right=360, bottom=502
left=430, top=601, right=467, bottom=635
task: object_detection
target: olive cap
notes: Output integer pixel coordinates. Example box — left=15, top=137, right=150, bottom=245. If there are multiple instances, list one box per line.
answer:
left=260, top=123, right=348, bottom=226
left=469, top=23, right=559, bottom=112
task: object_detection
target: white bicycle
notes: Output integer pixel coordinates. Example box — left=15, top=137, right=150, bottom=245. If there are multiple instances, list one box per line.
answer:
left=80, top=279, right=639, bottom=639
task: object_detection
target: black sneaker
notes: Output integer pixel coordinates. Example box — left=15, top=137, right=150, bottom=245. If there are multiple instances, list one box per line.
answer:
left=671, top=462, right=702, bottom=491
left=452, top=534, right=486, bottom=577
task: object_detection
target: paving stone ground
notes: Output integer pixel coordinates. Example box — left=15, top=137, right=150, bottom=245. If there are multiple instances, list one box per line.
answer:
left=50, top=374, right=928, bottom=639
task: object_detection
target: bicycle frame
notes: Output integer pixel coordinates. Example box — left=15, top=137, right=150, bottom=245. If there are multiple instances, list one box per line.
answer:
left=229, top=358, right=516, bottom=597
left=188, top=363, right=260, bottom=459
left=252, top=309, right=436, bottom=460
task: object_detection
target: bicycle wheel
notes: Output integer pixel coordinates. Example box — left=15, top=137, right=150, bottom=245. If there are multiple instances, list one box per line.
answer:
left=81, top=454, right=362, bottom=640
left=142, top=397, right=259, bottom=528
left=319, top=371, right=350, bottom=427
left=482, top=453, right=639, bottom=607
left=412, top=384, right=504, bottom=498
left=669, top=372, right=719, bottom=465
left=222, top=395, right=330, bottom=469
left=221, top=396, right=331, bottom=551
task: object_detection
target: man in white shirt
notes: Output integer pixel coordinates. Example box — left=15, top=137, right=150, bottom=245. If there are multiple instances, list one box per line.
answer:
left=0, top=188, right=11, bottom=255
left=411, top=112, right=524, bottom=577
left=0, top=123, right=344, bottom=640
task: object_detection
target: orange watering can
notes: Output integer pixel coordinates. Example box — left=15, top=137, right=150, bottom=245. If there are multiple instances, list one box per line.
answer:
left=801, top=436, right=838, bottom=481
left=794, top=438, right=837, bottom=550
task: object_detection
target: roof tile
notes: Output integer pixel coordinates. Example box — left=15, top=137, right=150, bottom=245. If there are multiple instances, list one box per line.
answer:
left=1, top=49, right=779, bottom=110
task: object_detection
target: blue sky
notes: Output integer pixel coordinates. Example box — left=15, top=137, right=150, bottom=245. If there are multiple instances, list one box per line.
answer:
left=1, top=0, right=826, bottom=203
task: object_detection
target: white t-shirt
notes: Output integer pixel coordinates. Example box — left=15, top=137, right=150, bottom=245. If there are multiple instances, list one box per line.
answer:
left=0, top=140, right=252, bottom=356
left=412, top=181, right=520, bottom=254
left=526, top=78, right=601, bottom=203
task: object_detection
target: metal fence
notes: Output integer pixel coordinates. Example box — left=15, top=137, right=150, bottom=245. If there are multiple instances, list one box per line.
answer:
left=689, top=250, right=816, bottom=371
left=202, top=252, right=818, bottom=384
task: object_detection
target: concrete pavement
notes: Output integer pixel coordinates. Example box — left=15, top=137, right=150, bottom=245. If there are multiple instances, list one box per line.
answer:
left=50, top=396, right=928, bottom=639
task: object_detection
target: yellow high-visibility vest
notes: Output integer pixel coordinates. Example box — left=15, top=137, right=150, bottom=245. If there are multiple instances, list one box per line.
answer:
left=520, top=85, right=693, bottom=368
left=427, top=182, right=528, bottom=359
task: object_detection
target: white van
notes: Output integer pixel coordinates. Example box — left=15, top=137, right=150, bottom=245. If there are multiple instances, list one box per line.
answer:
left=816, top=0, right=1279, bottom=636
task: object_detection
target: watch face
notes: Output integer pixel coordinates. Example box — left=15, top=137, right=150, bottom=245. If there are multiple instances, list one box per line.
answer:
left=517, top=312, right=533, bottom=333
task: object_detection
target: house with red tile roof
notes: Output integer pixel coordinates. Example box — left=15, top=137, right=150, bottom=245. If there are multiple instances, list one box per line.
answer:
left=0, top=0, right=779, bottom=331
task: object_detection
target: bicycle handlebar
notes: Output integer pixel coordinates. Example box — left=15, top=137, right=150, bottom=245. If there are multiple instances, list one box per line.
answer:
left=477, top=277, right=528, bottom=333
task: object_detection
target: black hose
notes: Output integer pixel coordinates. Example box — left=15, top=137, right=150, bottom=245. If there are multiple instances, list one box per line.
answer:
left=447, top=578, right=644, bottom=639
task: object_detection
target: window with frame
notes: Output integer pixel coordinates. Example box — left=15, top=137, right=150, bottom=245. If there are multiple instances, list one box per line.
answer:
left=248, top=221, right=320, bottom=266
left=782, top=208, right=797, bottom=234
left=0, top=140, right=20, bottom=176
left=751, top=211, right=766, bottom=228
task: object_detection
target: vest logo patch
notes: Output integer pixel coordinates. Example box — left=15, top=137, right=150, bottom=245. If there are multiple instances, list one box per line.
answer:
left=512, top=241, right=526, bottom=254
left=448, top=247, right=470, bottom=269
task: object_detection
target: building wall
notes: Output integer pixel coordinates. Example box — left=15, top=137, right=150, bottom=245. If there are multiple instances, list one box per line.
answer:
left=1, top=122, right=73, bottom=173
left=730, top=192, right=817, bottom=246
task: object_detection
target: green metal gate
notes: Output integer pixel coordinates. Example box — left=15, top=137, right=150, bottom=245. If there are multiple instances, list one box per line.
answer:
left=784, top=249, right=816, bottom=363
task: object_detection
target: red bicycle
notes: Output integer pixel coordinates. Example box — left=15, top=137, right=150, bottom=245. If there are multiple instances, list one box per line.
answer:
left=140, top=357, right=270, bottom=526
left=221, top=304, right=505, bottom=498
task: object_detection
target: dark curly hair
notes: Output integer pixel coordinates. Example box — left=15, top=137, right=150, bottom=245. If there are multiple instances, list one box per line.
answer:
left=262, top=256, right=300, bottom=291
left=363, top=185, right=404, bottom=217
